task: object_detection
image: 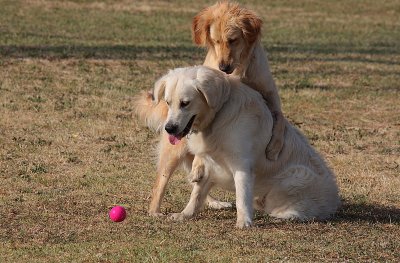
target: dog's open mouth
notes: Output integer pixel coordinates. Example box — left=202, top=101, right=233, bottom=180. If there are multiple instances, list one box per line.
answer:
left=168, top=115, right=196, bottom=145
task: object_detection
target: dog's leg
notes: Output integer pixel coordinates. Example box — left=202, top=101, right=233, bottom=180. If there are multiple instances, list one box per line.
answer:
left=170, top=177, right=213, bottom=221
left=252, top=71, right=286, bottom=161
left=206, top=195, right=232, bottom=209
left=265, top=165, right=339, bottom=220
left=148, top=133, right=190, bottom=216
left=190, top=155, right=205, bottom=183
left=265, top=111, right=286, bottom=161
left=233, top=168, right=255, bottom=228
left=149, top=134, right=229, bottom=216
left=191, top=155, right=232, bottom=209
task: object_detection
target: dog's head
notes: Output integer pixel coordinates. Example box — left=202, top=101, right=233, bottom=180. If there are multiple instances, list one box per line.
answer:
left=192, top=2, right=262, bottom=74
left=153, top=66, right=230, bottom=145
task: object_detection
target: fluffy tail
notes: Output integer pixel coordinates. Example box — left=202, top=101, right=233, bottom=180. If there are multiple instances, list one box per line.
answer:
left=133, top=90, right=168, bottom=132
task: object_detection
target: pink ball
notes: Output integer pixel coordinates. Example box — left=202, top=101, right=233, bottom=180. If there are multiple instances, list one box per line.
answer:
left=109, top=206, right=126, bottom=222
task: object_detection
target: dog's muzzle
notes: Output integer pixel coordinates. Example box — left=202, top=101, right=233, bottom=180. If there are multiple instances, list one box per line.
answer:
left=165, top=115, right=196, bottom=138
left=219, top=63, right=234, bottom=74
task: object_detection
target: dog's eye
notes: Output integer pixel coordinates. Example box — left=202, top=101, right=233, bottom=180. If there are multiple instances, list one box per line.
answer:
left=228, top=38, right=237, bottom=44
left=166, top=101, right=170, bottom=106
left=180, top=101, right=190, bottom=108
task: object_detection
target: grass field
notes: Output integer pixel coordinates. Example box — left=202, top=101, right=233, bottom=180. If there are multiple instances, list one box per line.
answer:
left=1, top=0, right=399, bottom=261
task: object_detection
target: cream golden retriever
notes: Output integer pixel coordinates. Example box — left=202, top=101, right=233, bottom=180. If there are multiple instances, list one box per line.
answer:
left=153, top=66, right=340, bottom=228
left=135, top=2, right=285, bottom=215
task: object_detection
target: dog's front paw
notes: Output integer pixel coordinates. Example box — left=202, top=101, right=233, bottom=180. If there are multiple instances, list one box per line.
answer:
left=208, top=200, right=233, bottom=210
left=266, top=137, right=283, bottom=160
left=148, top=212, right=165, bottom=217
left=236, top=221, right=253, bottom=229
left=236, top=219, right=253, bottom=229
left=190, top=163, right=205, bottom=183
left=266, top=111, right=285, bottom=161
left=169, top=213, right=186, bottom=221
left=266, top=147, right=280, bottom=161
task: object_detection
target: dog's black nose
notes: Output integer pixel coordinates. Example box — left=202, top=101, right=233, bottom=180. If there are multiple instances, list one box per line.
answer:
left=165, top=123, right=178, bottom=134
left=218, top=63, right=233, bottom=74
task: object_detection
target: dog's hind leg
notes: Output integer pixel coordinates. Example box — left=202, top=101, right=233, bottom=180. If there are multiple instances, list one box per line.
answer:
left=149, top=132, right=191, bottom=216
left=264, top=165, right=339, bottom=220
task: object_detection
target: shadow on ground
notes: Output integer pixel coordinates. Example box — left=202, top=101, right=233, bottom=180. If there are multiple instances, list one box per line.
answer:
left=254, top=201, right=400, bottom=226
left=0, top=45, right=202, bottom=61
left=207, top=200, right=400, bottom=226
left=333, top=202, right=400, bottom=224
left=1, top=43, right=399, bottom=65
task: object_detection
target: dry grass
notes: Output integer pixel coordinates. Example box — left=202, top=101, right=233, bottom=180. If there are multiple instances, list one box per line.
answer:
left=0, top=0, right=399, bottom=261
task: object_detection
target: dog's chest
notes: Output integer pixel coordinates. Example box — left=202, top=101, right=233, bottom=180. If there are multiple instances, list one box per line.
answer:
left=188, top=134, right=236, bottom=191
left=203, top=156, right=236, bottom=191
left=187, top=133, right=213, bottom=155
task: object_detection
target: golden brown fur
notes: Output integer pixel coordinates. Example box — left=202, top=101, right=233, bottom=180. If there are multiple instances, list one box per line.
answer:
left=192, top=1, right=262, bottom=75
left=134, top=1, right=285, bottom=215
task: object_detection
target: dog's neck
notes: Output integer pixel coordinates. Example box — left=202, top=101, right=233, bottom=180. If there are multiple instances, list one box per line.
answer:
left=195, top=109, right=217, bottom=132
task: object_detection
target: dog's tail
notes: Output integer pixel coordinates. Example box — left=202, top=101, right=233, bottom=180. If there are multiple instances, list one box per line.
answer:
left=133, top=90, right=168, bottom=132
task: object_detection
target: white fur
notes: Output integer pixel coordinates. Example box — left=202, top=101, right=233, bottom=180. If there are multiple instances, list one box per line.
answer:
left=159, top=66, right=340, bottom=228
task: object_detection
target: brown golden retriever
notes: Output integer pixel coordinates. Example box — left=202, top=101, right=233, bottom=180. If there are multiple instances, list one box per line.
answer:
left=135, top=1, right=285, bottom=216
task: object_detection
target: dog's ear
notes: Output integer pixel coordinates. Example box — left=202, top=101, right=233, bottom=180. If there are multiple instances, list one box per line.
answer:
left=195, top=67, right=230, bottom=112
left=192, top=7, right=212, bottom=46
left=152, top=75, right=167, bottom=104
left=240, top=10, right=262, bottom=43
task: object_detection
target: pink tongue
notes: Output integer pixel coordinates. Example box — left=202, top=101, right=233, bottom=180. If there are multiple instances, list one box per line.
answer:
left=168, top=134, right=182, bottom=145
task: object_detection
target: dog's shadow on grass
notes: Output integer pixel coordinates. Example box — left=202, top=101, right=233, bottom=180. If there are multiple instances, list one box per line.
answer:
left=251, top=201, right=400, bottom=226
left=199, top=200, right=400, bottom=228
left=332, top=202, right=400, bottom=224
